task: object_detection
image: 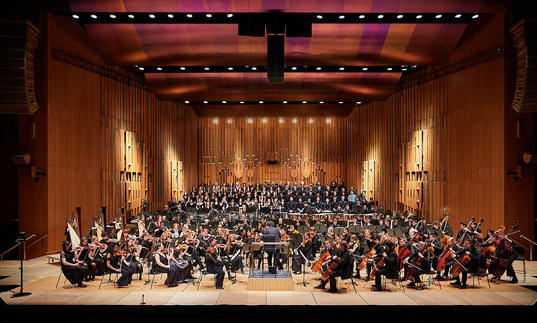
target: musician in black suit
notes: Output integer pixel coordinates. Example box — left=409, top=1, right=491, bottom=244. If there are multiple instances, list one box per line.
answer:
left=314, top=241, right=352, bottom=293
left=371, top=241, right=399, bottom=291
left=262, top=221, right=281, bottom=273
left=204, top=238, right=225, bottom=289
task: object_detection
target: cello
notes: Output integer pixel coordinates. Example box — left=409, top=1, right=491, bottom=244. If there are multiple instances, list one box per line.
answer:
left=369, top=256, right=385, bottom=279
left=311, top=250, right=331, bottom=273
left=489, top=222, right=519, bottom=279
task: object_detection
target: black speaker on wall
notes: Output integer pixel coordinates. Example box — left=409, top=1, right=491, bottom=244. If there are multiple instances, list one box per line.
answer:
left=510, top=19, right=537, bottom=113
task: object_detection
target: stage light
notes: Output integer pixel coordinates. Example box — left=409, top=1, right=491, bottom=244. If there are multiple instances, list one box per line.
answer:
left=204, top=67, right=210, bottom=70
left=339, top=15, right=345, bottom=19
left=206, top=14, right=212, bottom=18
left=149, top=14, right=155, bottom=18
left=292, top=118, right=297, bottom=124
left=203, top=101, right=208, bottom=104
left=168, top=14, right=174, bottom=18
left=72, top=14, right=79, bottom=19
left=186, top=14, right=193, bottom=18
left=228, top=67, right=233, bottom=70
left=91, top=14, right=97, bottom=19
left=378, top=14, right=384, bottom=19
left=338, top=101, right=343, bottom=104
left=283, top=101, right=288, bottom=104
left=362, top=67, right=368, bottom=71
left=180, top=67, right=186, bottom=70
left=110, top=14, right=116, bottom=18
left=436, top=14, right=442, bottom=18
left=128, top=14, right=134, bottom=18
left=319, top=101, right=324, bottom=104
left=455, top=14, right=462, bottom=18
left=387, top=67, right=392, bottom=71
left=472, top=14, right=479, bottom=19
left=222, top=100, right=227, bottom=103
left=316, top=67, right=321, bottom=70
left=416, top=15, right=423, bottom=19
left=138, top=67, right=144, bottom=71
left=240, top=101, right=245, bottom=104
left=156, top=67, right=162, bottom=71
left=339, top=67, right=345, bottom=71
left=252, top=67, right=257, bottom=70
left=291, top=67, right=297, bottom=70
left=227, top=14, right=233, bottom=18
left=356, top=101, right=362, bottom=104
left=402, top=68, right=407, bottom=71
left=302, top=101, right=307, bottom=104
left=397, top=14, right=403, bottom=19
left=359, top=15, right=365, bottom=19
left=259, top=101, right=264, bottom=104
left=184, top=100, right=190, bottom=104
left=317, top=15, right=323, bottom=19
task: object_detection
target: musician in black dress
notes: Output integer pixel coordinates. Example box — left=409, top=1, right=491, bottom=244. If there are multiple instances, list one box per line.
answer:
left=106, top=243, right=136, bottom=288
left=371, top=241, right=399, bottom=291
left=292, top=232, right=313, bottom=274
left=78, top=237, right=96, bottom=281
left=60, top=241, right=88, bottom=287
left=314, top=241, right=352, bottom=293
left=90, top=235, right=107, bottom=276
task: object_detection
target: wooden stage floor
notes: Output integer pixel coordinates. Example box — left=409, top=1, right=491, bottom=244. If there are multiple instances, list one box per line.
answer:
left=1, top=256, right=536, bottom=307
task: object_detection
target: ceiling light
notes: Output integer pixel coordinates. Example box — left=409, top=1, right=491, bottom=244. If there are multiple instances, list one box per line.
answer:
left=317, top=15, right=323, bottom=19
left=149, top=14, right=155, bottom=18
left=472, top=14, right=479, bottom=19
left=308, top=118, right=314, bottom=124
left=283, top=101, right=288, bottom=104
left=227, top=13, right=233, bottom=18
left=228, top=67, right=233, bottom=70
left=168, top=14, right=174, bottom=18
left=402, top=68, right=407, bottom=71
left=316, top=67, right=321, bottom=70
left=128, top=14, right=134, bottom=18
left=240, top=101, right=244, bottom=104
left=416, top=15, right=423, bottom=19
left=184, top=100, right=190, bottom=104
left=378, top=14, right=384, bottom=19
left=138, top=67, right=144, bottom=71
left=279, top=118, right=284, bottom=124
left=356, top=101, right=362, bottom=104
left=109, top=14, right=116, bottom=18
left=90, top=14, right=97, bottom=19
left=291, top=67, right=297, bottom=70
left=339, top=67, right=345, bottom=71
left=204, top=67, right=210, bottom=71
left=397, top=14, right=403, bottom=19
left=435, top=14, right=442, bottom=18
left=180, top=67, right=186, bottom=70
left=203, top=101, right=208, bottom=104
left=387, top=67, right=392, bottom=71
left=213, top=118, right=219, bottom=124
left=206, top=14, right=212, bottom=18
left=262, top=118, right=267, bottom=123
left=339, top=15, right=345, bottom=19
left=227, top=119, right=232, bottom=124
left=156, top=67, right=162, bottom=71
left=412, top=65, right=417, bottom=68
left=358, top=15, right=365, bottom=19
left=259, top=101, right=263, bottom=104
left=186, top=14, right=193, bottom=18
left=222, top=101, right=227, bottom=104
left=338, top=101, right=343, bottom=104
left=326, top=118, right=332, bottom=124
left=319, top=101, right=324, bottom=104
left=247, top=118, right=253, bottom=124
left=362, top=67, right=368, bottom=71
left=251, top=67, right=257, bottom=70
left=455, top=14, right=462, bottom=18
left=302, top=101, right=307, bottom=104
left=292, top=118, right=297, bottom=124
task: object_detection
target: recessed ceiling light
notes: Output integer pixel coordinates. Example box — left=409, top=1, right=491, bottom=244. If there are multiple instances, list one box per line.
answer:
left=186, top=14, right=193, bottom=18
left=338, top=101, right=343, bottom=104
left=149, top=14, right=155, bottom=18
left=203, top=101, right=208, bottom=104
left=279, top=118, right=284, bottom=123
left=291, top=67, right=297, bottom=70
left=412, top=65, right=417, bottom=68
left=283, top=101, right=288, bottom=104
left=138, top=67, right=144, bottom=71
left=302, top=101, right=307, bottom=104
left=378, top=14, right=384, bottom=19
left=222, top=101, right=227, bottom=104
left=128, top=14, right=134, bottom=18
left=397, top=14, right=403, bottom=19
left=308, top=118, right=314, bottom=124
left=339, top=15, right=345, bottom=19
left=356, top=101, right=362, bottom=104
left=204, top=67, right=210, bottom=70
left=339, top=67, right=345, bottom=71
left=359, top=15, right=365, bottom=19
left=90, top=14, right=97, bottom=19
left=72, top=14, right=79, bottom=19
left=455, top=14, right=462, bottom=18
left=156, top=67, right=162, bottom=71
left=317, top=15, right=323, bottom=19
left=227, top=119, right=233, bottom=124
left=228, top=67, right=233, bottom=70
left=416, top=15, right=423, bottom=19
left=240, top=101, right=244, bottom=104
left=362, top=67, right=368, bottom=71
left=206, top=14, right=212, bottom=18
left=436, top=14, right=442, bottom=18
left=387, top=67, right=392, bottom=71
left=227, top=13, right=233, bottom=18
left=319, top=101, right=324, bottom=104
left=316, top=67, right=321, bottom=70
left=180, top=67, right=185, bottom=70
left=184, top=100, right=190, bottom=104
left=168, top=14, right=174, bottom=18
left=259, top=101, right=263, bottom=104
left=472, top=14, right=479, bottom=19
left=251, top=67, right=257, bottom=70
left=109, top=14, right=116, bottom=18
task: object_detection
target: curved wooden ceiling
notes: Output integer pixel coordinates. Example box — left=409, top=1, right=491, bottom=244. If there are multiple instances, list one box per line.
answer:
left=68, top=0, right=506, bottom=115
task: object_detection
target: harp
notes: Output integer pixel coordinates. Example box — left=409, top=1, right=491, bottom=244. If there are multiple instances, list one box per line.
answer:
left=66, top=207, right=81, bottom=248
left=92, top=207, right=105, bottom=241
left=114, top=207, right=125, bottom=241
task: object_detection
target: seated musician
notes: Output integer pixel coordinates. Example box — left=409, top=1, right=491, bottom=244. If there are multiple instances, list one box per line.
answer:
left=349, top=235, right=362, bottom=278
left=90, top=235, right=107, bottom=276
left=403, top=241, right=430, bottom=290
left=204, top=238, right=225, bottom=289
left=292, top=232, right=313, bottom=274
left=126, top=236, right=144, bottom=280
left=78, top=237, right=97, bottom=281
left=153, top=243, right=179, bottom=287
left=451, top=239, right=480, bottom=289
left=60, top=240, right=89, bottom=288
left=106, top=243, right=136, bottom=288
left=365, top=235, right=384, bottom=282
left=314, top=241, right=352, bottom=293
left=223, top=234, right=245, bottom=275
left=435, top=237, right=460, bottom=280
left=371, top=240, right=399, bottom=291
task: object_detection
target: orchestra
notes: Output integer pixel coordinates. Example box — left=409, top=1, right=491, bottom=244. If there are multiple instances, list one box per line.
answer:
left=59, top=181, right=521, bottom=293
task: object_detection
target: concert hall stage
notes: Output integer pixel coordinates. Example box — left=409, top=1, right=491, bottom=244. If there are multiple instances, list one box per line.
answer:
left=1, top=256, right=536, bottom=313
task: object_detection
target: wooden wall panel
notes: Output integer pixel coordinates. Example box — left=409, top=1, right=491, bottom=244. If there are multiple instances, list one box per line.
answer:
left=198, top=117, right=345, bottom=185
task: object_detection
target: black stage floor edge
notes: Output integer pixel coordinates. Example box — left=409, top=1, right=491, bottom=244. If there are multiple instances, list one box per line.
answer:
left=1, top=303, right=534, bottom=323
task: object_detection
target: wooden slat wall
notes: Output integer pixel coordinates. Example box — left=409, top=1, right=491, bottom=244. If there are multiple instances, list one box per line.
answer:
left=198, top=116, right=345, bottom=185
left=19, top=15, right=198, bottom=256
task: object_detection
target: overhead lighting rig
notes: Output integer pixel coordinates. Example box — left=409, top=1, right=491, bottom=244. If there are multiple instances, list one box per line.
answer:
left=137, top=65, right=417, bottom=73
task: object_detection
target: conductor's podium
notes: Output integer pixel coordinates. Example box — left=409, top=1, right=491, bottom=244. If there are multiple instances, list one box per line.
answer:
left=247, top=270, right=294, bottom=291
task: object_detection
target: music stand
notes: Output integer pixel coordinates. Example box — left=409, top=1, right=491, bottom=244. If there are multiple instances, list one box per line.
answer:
left=11, top=232, right=31, bottom=298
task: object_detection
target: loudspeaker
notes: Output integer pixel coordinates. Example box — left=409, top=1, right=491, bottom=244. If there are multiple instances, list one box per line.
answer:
left=0, top=21, right=40, bottom=114
left=267, top=35, right=284, bottom=83
left=238, top=15, right=265, bottom=37
left=510, top=19, right=537, bottom=113
left=12, top=153, right=31, bottom=165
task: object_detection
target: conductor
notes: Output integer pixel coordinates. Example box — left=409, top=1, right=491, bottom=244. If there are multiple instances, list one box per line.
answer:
left=262, top=221, right=281, bottom=274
